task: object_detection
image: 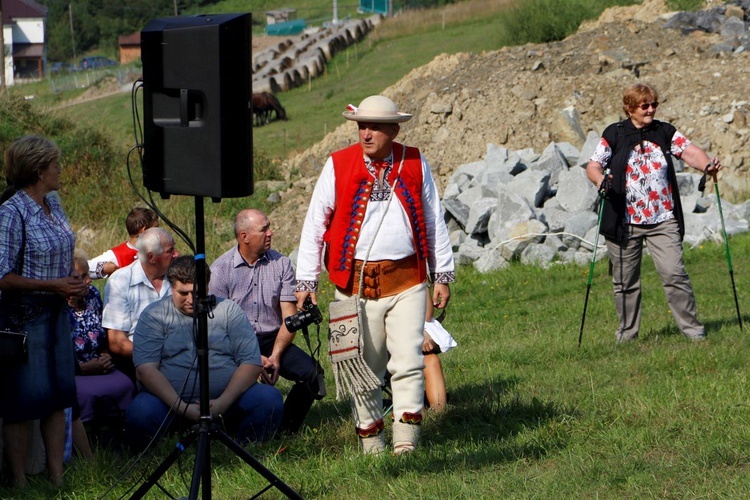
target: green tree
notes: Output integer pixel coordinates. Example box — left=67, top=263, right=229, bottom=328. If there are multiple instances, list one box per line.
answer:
left=40, top=0, right=204, bottom=61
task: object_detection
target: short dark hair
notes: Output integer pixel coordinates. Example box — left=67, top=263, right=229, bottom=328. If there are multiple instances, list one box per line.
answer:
left=167, top=255, right=210, bottom=286
left=125, top=207, right=158, bottom=237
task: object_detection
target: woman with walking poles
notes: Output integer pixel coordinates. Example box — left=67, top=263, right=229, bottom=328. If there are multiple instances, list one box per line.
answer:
left=585, top=82, right=722, bottom=343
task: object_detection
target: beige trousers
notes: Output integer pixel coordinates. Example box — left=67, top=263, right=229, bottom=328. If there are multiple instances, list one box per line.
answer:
left=606, top=218, right=705, bottom=342
left=335, top=282, right=427, bottom=432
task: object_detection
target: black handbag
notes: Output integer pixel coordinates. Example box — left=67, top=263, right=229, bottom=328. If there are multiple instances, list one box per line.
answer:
left=0, top=329, right=28, bottom=362
left=0, top=202, right=28, bottom=363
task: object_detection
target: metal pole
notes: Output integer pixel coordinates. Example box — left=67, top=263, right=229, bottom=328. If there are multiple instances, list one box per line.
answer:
left=578, top=196, right=605, bottom=347
left=714, top=181, right=743, bottom=330
left=579, top=168, right=610, bottom=347
left=69, top=4, right=77, bottom=63
left=699, top=169, right=743, bottom=331
left=1, top=0, right=6, bottom=91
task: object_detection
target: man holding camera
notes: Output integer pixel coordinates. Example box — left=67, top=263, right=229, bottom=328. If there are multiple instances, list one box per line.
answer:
left=295, top=95, right=455, bottom=455
left=210, top=209, right=323, bottom=434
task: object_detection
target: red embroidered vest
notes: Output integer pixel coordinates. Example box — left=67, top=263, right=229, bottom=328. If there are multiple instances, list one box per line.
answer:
left=324, top=143, right=429, bottom=290
left=111, top=241, right=138, bottom=268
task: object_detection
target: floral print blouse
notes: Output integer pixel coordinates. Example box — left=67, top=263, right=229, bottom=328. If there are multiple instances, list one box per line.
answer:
left=68, top=285, right=106, bottom=364
left=591, top=131, right=690, bottom=225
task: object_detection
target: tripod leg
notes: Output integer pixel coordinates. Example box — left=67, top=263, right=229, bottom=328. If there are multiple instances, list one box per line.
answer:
left=189, top=424, right=212, bottom=500
left=129, top=432, right=198, bottom=500
left=215, top=430, right=303, bottom=500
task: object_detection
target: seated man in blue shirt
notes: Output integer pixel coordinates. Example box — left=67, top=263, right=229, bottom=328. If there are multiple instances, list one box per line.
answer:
left=210, top=209, right=324, bottom=434
left=124, top=255, right=283, bottom=449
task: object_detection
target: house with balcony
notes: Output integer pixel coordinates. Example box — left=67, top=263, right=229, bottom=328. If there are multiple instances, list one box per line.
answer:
left=2, top=0, right=48, bottom=85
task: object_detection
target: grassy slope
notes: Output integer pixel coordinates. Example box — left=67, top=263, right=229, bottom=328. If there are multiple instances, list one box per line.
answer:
left=57, top=1, right=516, bottom=162
left=188, top=0, right=363, bottom=25
left=44, top=0, right=518, bottom=260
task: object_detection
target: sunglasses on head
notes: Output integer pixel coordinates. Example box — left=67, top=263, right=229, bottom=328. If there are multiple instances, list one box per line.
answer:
left=638, top=102, right=659, bottom=111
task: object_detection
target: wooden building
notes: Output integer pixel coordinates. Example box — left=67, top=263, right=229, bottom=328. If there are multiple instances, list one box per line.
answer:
left=118, top=32, right=141, bottom=65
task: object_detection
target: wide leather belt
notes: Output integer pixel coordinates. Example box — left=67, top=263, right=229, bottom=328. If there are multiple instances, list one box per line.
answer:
left=341, top=254, right=421, bottom=299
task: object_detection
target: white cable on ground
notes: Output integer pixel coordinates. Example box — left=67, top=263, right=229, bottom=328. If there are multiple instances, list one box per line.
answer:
left=483, top=230, right=607, bottom=253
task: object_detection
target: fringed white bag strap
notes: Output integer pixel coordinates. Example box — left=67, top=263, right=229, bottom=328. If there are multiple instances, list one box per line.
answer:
left=328, top=145, right=406, bottom=399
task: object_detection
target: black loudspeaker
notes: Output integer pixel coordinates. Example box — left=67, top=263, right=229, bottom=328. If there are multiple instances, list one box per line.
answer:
left=141, top=13, right=253, bottom=199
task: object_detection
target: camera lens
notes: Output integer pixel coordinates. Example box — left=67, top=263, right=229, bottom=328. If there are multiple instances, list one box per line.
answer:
left=284, top=302, right=323, bottom=333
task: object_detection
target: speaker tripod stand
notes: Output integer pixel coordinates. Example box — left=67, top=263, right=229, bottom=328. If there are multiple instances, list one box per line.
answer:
left=129, top=197, right=302, bottom=500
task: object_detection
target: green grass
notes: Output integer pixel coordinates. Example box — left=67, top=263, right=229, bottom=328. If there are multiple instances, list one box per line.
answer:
left=669, top=0, right=707, bottom=10
left=2, top=232, right=749, bottom=498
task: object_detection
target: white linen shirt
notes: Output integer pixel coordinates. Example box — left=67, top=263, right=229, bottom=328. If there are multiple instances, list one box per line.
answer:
left=102, top=260, right=172, bottom=340
left=295, top=151, right=454, bottom=284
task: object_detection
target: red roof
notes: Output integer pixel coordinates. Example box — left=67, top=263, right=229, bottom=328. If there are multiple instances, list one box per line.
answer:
left=118, top=32, right=141, bottom=46
left=2, top=0, right=48, bottom=24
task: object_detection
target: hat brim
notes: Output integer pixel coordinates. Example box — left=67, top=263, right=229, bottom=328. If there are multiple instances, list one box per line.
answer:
left=342, top=111, right=412, bottom=123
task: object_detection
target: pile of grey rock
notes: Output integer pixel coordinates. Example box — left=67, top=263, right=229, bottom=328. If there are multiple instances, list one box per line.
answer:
left=663, top=0, right=750, bottom=54
left=444, top=134, right=750, bottom=273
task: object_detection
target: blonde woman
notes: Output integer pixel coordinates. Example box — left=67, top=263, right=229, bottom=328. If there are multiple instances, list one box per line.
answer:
left=0, top=135, right=86, bottom=487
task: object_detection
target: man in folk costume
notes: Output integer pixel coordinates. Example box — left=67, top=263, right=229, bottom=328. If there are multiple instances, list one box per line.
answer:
left=295, top=95, right=455, bottom=455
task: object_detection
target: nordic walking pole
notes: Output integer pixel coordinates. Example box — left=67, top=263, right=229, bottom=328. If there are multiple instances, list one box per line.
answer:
left=578, top=169, right=610, bottom=347
left=699, top=167, right=743, bottom=330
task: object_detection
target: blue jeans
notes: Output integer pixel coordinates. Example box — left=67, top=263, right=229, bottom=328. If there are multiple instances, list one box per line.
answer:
left=0, top=295, right=76, bottom=422
left=257, top=333, right=323, bottom=433
left=125, top=383, right=283, bottom=450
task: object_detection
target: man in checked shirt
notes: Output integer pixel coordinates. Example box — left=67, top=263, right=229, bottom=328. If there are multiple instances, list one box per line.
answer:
left=210, top=209, right=323, bottom=434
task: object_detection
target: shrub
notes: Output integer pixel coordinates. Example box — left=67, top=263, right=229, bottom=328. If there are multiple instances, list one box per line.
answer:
left=500, top=0, right=639, bottom=45
left=0, top=91, right=123, bottom=231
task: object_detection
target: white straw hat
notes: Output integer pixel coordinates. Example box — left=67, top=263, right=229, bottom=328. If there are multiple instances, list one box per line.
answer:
left=342, top=95, right=412, bottom=123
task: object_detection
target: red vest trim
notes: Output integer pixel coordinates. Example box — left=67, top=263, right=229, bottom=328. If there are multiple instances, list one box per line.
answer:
left=325, top=143, right=429, bottom=290
left=111, top=241, right=138, bottom=268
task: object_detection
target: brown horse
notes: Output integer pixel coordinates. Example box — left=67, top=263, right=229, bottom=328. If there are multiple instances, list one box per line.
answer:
left=251, top=92, right=287, bottom=126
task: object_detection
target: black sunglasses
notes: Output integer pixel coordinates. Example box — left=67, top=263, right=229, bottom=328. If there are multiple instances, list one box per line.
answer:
left=638, top=102, right=659, bottom=111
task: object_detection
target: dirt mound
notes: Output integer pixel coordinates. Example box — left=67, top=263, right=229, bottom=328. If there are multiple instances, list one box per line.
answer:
left=54, top=76, right=127, bottom=109
left=271, top=0, right=750, bottom=252
left=580, top=0, right=670, bottom=27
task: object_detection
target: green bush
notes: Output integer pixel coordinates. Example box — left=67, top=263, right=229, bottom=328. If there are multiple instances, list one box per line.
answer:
left=500, top=0, right=710, bottom=46
left=667, top=0, right=706, bottom=11
left=253, top=147, right=284, bottom=182
left=499, top=0, right=641, bottom=45
left=0, top=93, right=119, bottom=203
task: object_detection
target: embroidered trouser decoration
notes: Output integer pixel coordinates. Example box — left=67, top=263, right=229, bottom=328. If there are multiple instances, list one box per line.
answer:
left=356, top=420, right=385, bottom=438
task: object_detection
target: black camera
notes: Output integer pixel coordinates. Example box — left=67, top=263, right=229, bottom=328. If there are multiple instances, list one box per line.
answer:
left=285, top=297, right=323, bottom=333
